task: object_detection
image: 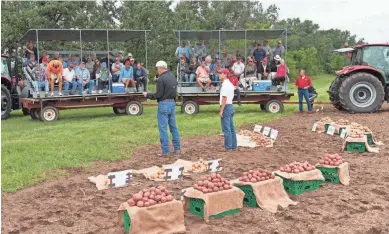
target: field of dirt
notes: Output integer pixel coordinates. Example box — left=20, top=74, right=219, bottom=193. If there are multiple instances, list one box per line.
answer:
left=2, top=104, right=389, bottom=234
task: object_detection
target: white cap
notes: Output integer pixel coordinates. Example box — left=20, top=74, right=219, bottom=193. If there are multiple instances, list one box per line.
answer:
left=274, top=55, right=281, bottom=61
left=155, top=61, right=167, bottom=69
left=127, top=53, right=132, bottom=57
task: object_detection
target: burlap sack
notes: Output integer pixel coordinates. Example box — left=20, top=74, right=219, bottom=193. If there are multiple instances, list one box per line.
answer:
left=118, top=200, right=186, bottom=234
left=315, top=121, right=335, bottom=133
left=365, top=131, right=384, bottom=146
left=237, top=134, right=257, bottom=148
left=274, top=169, right=325, bottom=181
left=183, top=187, right=244, bottom=222
left=88, top=174, right=108, bottom=190
left=230, top=177, right=297, bottom=213
left=132, top=166, right=165, bottom=181
left=333, top=124, right=351, bottom=134
left=316, top=162, right=350, bottom=185
left=341, top=135, right=379, bottom=153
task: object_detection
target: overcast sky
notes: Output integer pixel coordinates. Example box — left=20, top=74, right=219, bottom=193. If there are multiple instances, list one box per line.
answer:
left=172, top=0, right=388, bottom=43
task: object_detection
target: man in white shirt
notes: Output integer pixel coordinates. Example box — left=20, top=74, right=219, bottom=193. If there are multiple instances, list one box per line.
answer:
left=111, top=56, right=124, bottom=82
left=218, top=68, right=237, bottom=151
left=231, top=58, right=245, bottom=79
left=62, top=63, right=75, bottom=95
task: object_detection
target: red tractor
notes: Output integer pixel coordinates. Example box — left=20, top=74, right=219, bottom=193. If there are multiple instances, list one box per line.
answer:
left=329, top=44, right=389, bottom=113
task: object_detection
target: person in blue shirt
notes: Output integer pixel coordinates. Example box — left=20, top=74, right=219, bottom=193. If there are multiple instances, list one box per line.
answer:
left=253, top=43, right=267, bottom=70
left=119, top=59, right=135, bottom=93
left=72, top=61, right=94, bottom=95
left=175, top=41, right=191, bottom=63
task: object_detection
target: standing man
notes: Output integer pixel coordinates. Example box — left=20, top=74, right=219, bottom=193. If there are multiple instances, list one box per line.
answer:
left=247, top=40, right=257, bottom=58
left=293, top=69, right=312, bottom=112
left=218, top=68, right=237, bottom=151
left=143, top=61, right=180, bottom=156
left=262, top=40, right=272, bottom=61
left=194, top=40, right=206, bottom=60
left=253, top=44, right=266, bottom=71
left=274, top=41, right=285, bottom=58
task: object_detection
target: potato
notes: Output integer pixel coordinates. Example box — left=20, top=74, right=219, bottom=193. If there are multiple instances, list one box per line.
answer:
left=142, top=197, right=149, bottom=202
left=161, top=197, right=167, bottom=203
left=239, top=177, right=244, bottom=181
left=204, top=180, right=209, bottom=184
left=198, top=181, right=204, bottom=186
left=144, top=192, right=150, bottom=198
left=144, top=202, right=150, bottom=207
left=211, top=173, right=217, bottom=179
left=334, top=161, right=340, bottom=166
left=155, top=189, right=162, bottom=195
left=208, top=182, right=214, bottom=189
left=293, top=169, right=299, bottom=173
left=216, top=174, right=221, bottom=178
left=137, top=201, right=144, bottom=207
left=329, top=161, right=334, bottom=166
left=161, top=192, right=166, bottom=197
left=212, top=178, right=220, bottom=183
left=166, top=195, right=174, bottom=201
left=243, top=172, right=248, bottom=175
left=202, top=188, right=208, bottom=193
left=149, top=194, right=155, bottom=200
left=248, top=174, right=253, bottom=179
left=155, top=195, right=162, bottom=201
left=213, top=187, right=219, bottom=192
left=133, top=193, right=143, bottom=202
left=271, top=174, right=275, bottom=179
left=128, top=199, right=136, bottom=206
left=251, top=178, right=257, bottom=183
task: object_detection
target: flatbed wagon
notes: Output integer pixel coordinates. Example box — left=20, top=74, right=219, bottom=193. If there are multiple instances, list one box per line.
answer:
left=21, top=93, right=146, bottom=122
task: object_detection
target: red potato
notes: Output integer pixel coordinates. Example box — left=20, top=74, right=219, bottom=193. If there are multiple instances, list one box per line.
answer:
left=144, top=202, right=150, bottom=207
left=265, top=176, right=270, bottom=180
left=155, top=189, right=162, bottom=195
left=243, top=172, right=248, bottom=175
left=128, top=199, right=136, bottom=206
left=330, top=161, right=334, bottom=166
left=271, top=174, right=275, bottom=179
left=223, top=184, right=230, bottom=189
left=280, top=167, right=285, bottom=172
left=157, top=185, right=165, bottom=190
left=293, top=169, right=299, bottom=173
left=198, top=181, right=203, bottom=186
left=193, top=184, right=199, bottom=190
left=144, top=192, right=150, bottom=198
left=161, top=197, right=167, bottom=203
left=166, top=195, right=174, bottom=201
left=149, top=194, right=155, bottom=200
left=249, top=170, right=253, bottom=173
left=213, top=187, right=219, bottom=192
left=133, top=193, right=143, bottom=202
left=212, top=178, right=220, bottom=183
left=208, top=182, right=215, bottom=189
left=216, top=174, right=221, bottom=178
left=161, top=192, right=166, bottom=197
left=137, top=201, right=144, bottom=207
left=211, top=173, right=217, bottom=179
left=139, top=191, right=144, bottom=197
left=204, top=180, right=209, bottom=184
left=202, top=188, right=208, bottom=193
left=334, top=161, right=340, bottom=166
left=142, top=197, right=149, bottom=202
left=155, top=195, right=162, bottom=201
left=251, top=178, right=257, bottom=183
left=248, top=174, right=253, bottom=179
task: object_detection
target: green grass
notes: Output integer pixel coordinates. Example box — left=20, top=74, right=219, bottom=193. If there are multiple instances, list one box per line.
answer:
left=1, top=75, right=333, bottom=192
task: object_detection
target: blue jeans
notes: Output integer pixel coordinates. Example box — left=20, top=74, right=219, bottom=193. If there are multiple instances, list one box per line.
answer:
left=63, top=81, right=73, bottom=95
left=34, top=81, right=49, bottom=92
left=234, top=89, right=241, bottom=103
left=157, top=101, right=180, bottom=154
left=97, top=79, right=110, bottom=91
left=189, top=73, right=196, bottom=83
left=221, top=104, right=237, bottom=150
left=210, top=74, right=219, bottom=85
left=112, top=74, right=120, bottom=82
left=298, top=88, right=312, bottom=112
left=72, top=80, right=95, bottom=95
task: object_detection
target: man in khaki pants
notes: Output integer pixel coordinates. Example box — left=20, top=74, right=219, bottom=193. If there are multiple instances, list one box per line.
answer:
left=46, top=60, right=63, bottom=96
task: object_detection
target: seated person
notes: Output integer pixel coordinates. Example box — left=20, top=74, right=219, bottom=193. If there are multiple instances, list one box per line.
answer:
left=96, top=62, right=111, bottom=94
left=230, top=55, right=237, bottom=68
left=231, top=57, right=245, bottom=79
left=67, top=54, right=79, bottom=68
left=111, top=56, right=123, bottom=82
left=119, top=60, right=135, bottom=93
left=72, top=62, right=94, bottom=95
left=63, top=63, right=76, bottom=95
left=179, top=57, right=190, bottom=85
left=228, top=69, right=241, bottom=106
left=46, top=59, right=63, bottom=96
left=273, top=59, right=288, bottom=91
left=196, top=60, right=212, bottom=92
left=180, top=52, right=190, bottom=64
left=23, top=53, right=38, bottom=84
left=188, top=57, right=198, bottom=84
left=257, top=57, right=270, bottom=80
left=240, top=58, right=257, bottom=90
left=269, top=55, right=281, bottom=79
left=134, top=61, right=148, bottom=92
left=210, top=58, right=223, bottom=86
left=35, top=59, right=49, bottom=97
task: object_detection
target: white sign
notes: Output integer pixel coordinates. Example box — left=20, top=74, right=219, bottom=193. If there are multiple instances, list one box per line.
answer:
left=254, top=125, right=278, bottom=141
left=107, top=170, right=132, bottom=188
left=163, top=166, right=184, bottom=181
left=340, top=129, right=348, bottom=139
left=253, top=125, right=262, bottom=133
left=312, top=121, right=318, bottom=132
left=181, top=188, right=189, bottom=201
left=263, top=127, right=271, bottom=136
left=327, top=125, right=336, bottom=136
left=208, top=159, right=221, bottom=172
left=270, top=129, right=279, bottom=140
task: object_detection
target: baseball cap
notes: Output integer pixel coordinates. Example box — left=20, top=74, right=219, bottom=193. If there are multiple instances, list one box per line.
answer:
left=130, top=58, right=135, bottom=61
left=274, top=55, right=281, bottom=61
left=262, top=57, right=268, bottom=63
left=217, top=68, right=230, bottom=76
left=155, top=61, right=167, bottom=69
left=101, top=62, right=107, bottom=68
left=127, top=53, right=133, bottom=57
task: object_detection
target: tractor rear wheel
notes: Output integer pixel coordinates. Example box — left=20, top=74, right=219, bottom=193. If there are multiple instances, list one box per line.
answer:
left=1, top=85, right=11, bottom=120
left=339, top=72, right=385, bottom=113
left=328, top=76, right=343, bottom=110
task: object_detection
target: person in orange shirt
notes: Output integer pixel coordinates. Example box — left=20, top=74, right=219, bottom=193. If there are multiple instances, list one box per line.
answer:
left=46, top=60, right=63, bottom=96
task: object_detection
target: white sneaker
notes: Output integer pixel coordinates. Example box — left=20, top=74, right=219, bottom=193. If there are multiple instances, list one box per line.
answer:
left=50, top=92, right=54, bottom=97
left=58, top=92, right=63, bottom=96
left=125, top=88, right=129, bottom=93
left=98, top=90, right=103, bottom=94
left=45, top=92, right=48, bottom=97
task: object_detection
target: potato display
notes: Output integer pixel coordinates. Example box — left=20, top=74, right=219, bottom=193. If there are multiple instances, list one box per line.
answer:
left=239, top=130, right=272, bottom=147
left=318, top=117, right=333, bottom=124
left=193, top=173, right=233, bottom=193
left=187, top=158, right=209, bottom=173
left=151, top=168, right=166, bottom=180
left=319, top=154, right=344, bottom=166
left=128, top=186, right=174, bottom=207
left=336, top=119, right=350, bottom=125
left=238, top=169, right=275, bottom=182
left=348, top=128, right=364, bottom=138
left=279, top=161, right=316, bottom=173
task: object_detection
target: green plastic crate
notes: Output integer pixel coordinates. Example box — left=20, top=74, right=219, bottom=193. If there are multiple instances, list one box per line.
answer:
left=365, top=133, right=373, bottom=145
left=317, top=167, right=340, bottom=184
left=123, top=210, right=131, bottom=233
left=346, top=141, right=366, bottom=153
left=276, top=175, right=321, bottom=195
left=237, top=185, right=259, bottom=208
left=188, top=198, right=240, bottom=219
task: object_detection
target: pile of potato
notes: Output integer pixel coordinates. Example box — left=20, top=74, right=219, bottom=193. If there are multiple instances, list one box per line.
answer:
left=128, top=186, right=174, bottom=207
left=187, top=158, right=209, bottom=173
left=279, top=161, right=316, bottom=173
left=238, top=169, right=275, bottom=183
left=150, top=168, right=166, bottom=180
left=319, top=154, right=344, bottom=166
left=239, top=130, right=272, bottom=147
left=193, top=173, right=233, bottom=193
left=336, top=119, right=350, bottom=125
left=318, top=117, right=333, bottom=124
left=348, top=128, right=364, bottom=138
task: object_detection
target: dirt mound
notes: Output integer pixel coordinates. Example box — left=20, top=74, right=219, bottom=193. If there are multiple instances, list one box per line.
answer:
left=2, top=105, right=389, bottom=234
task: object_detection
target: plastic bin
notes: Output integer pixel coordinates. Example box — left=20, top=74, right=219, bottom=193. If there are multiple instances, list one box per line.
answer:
left=346, top=142, right=366, bottom=153
left=112, top=83, right=125, bottom=93
left=252, top=80, right=272, bottom=91
left=317, top=167, right=340, bottom=184
left=237, top=185, right=259, bottom=208
left=276, top=175, right=322, bottom=195
left=188, top=198, right=240, bottom=219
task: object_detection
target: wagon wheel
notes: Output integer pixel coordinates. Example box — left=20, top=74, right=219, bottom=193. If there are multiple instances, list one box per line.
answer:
left=265, top=100, right=284, bottom=114
left=125, top=101, right=143, bottom=116
left=40, top=106, right=59, bottom=122
left=113, top=107, right=126, bottom=115
left=182, top=100, right=199, bottom=115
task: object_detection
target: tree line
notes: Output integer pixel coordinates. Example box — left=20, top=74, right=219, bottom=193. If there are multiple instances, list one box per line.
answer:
left=1, top=1, right=365, bottom=78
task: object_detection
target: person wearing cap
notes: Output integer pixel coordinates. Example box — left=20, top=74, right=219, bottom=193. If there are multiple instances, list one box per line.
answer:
left=111, top=56, right=124, bottom=82
left=274, top=41, right=285, bottom=58
left=91, top=52, right=98, bottom=62
left=262, top=40, right=272, bottom=60
left=86, top=57, right=95, bottom=76
left=96, top=62, right=111, bottom=94
left=134, top=61, right=148, bottom=92
left=52, top=52, right=60, bottom=61
left=119, top=59, right=135, bottom=92
left=72, top=61, right=94, bottom=95
left=194, top=40, right=206, bottom=60
left=273, top=59, right=288, bottom=91
left=269, top=55, right=281, bottom=80
left=218, top=68, right=237, bottom=151
left=240, top=57, right=257, bottom=90
left=210, top=58, right=223, bottom=86
left=142, top=61, right=180, bottom=157
left=100, top=52, right=115, bottom=73
left=228, top=69, right=241, bottom=106
left=221, top=49, right=232, bottom=69
left=46, top=59, right=63, bottom=96
left=196, top=60, right=212, bottom=92
left=62, top=63, right=76, bottom=95
left=34, top=58, right=49, bottom=97
left=257, top=57, right=270, bottom=80
left=293, top=69, right=312, bottom=112
left=247, top=40, right=257, bottom=58
left=127, top=53, right=133, bottom=61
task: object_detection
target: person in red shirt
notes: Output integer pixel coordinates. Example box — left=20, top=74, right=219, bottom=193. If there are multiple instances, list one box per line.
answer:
left=228, top=70, right=241, bottom=106
left=293, top=69, right=313, bottom=112
left=274, top=59, right=287, bottom=91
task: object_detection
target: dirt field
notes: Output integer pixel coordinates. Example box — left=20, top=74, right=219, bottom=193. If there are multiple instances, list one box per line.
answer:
left=2, top=104, right=389, bottom=234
